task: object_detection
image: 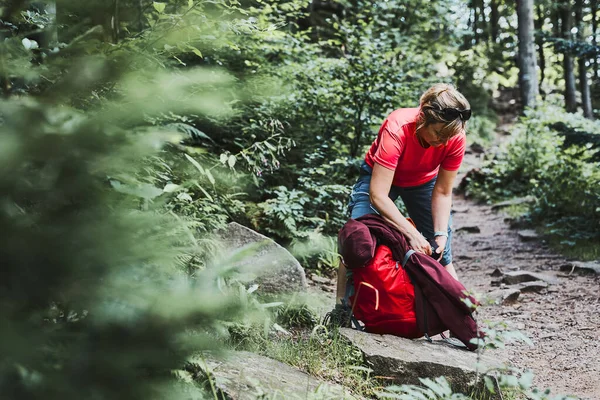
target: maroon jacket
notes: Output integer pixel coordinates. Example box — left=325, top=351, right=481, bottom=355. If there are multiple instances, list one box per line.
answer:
left=338, top=214, right=481, bottom=350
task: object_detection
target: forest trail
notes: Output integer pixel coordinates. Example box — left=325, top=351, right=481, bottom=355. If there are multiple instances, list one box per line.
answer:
left=452, top=117, right=600, bottom=399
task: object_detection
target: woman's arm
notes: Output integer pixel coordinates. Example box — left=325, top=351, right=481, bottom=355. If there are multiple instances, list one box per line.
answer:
left=431, top=167, right=458, bottom=260
left=370, top=163, right=432, bottom=255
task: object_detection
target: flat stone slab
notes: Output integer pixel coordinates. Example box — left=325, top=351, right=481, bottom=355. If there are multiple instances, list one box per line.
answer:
left=501, top=271, right=559, bottom=285
left=516, top=280, right=548, bottom=293
left=186, top=351, right=360, bottom=399
left=218, top=222, right=307, bottom=294
left=340, top=329, right=503, bottom=395
left=456, top=226, right=481, bottom=233
left=560, top=261, right=600, bottom=276
left=483, top=288, right=521, bottom=305
left=517, top=230, right=539, bottom=241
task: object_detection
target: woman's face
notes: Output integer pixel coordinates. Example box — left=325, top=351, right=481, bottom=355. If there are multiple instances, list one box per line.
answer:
left=420, top=122, right=449, bottom=148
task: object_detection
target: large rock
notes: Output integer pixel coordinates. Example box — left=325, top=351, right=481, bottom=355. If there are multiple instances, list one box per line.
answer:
left=219, top=222, right=308, bottom=294
left=186, top=351, right=360, bottom=399
left=340, top=329, right=503, bottom=395
left=501, top=271, right=559, bottom=285
left=560, top=261, right=600, bottom=276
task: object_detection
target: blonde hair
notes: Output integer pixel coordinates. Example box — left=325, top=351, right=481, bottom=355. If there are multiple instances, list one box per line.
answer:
left=416, top=83, right=470, bottom=140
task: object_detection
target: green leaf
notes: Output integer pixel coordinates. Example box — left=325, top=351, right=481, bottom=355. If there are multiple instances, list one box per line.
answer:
left=195, top=184, right=214, bottom=202
left=163, top=183, right=181, bottom=193
left=246, top=284, right=259, bottom=294
left=185, top=153, right=205, bottom=174
left=519, top=370, right=534, bottom=390
left=188, top=46, right=203, bottom=58
left=264, top=141, right=276, bottom=151
left=227, top=155, right=236, bottom=169
left=153, top=2, right=166, bottom=13
left=259, top=302, right=284, bottom=309
left=219, top=153, right=228, bottom=164
left=111, top=181, right=163, bottom=200
left=419, top=377, right=451, bottom=398
left=483, top=376, right=496, bottom=394
left=176, top=192, right=193, bottom=202
left=204, top=169, right=215, bottom=185
left=188, top=0, right=194, bottom=8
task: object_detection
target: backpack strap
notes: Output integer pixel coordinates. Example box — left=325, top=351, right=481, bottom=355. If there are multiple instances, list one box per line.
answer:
left=402, top=249, right=416, bottom=268
left=342, top=274, right=365, bottom=331
left=421, top=290, right=432, bottom=343
left=440, top=332, right=468, bottom=349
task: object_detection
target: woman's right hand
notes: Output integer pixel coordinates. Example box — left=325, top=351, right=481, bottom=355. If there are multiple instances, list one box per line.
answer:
left=408, top=231, right=432, bottom=256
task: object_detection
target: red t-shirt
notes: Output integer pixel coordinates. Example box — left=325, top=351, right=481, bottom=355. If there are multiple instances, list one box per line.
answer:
left=364, top=108, right=466, bottom=187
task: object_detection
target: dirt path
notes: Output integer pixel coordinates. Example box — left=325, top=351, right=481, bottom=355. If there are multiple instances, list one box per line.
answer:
left=452, top=125, right=600, bottom=399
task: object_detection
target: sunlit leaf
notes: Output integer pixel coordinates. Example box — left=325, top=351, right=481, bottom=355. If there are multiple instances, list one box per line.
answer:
left=227, top=155, right=236, bottom=168
left=204, top=169, right=215, bottom=185
left=185, top=153, right=205, bottom=174
left=163, top=183, right=181, bottom=193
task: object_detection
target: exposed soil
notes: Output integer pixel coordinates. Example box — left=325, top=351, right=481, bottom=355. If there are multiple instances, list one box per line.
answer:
left=451, top=119, right=600, bottom=400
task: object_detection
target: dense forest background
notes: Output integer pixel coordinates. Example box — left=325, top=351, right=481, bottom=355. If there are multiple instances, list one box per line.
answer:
left=1, top=0, right=599, bottom=398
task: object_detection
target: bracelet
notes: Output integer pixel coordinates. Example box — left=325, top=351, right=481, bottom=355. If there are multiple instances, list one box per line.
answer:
left=434, top=231, right=448, bottom=238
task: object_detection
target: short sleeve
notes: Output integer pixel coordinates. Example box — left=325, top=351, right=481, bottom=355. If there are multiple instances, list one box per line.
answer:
left=441, top=133, right=466, bottom=171
left=372, top=122, right=404, bottom=170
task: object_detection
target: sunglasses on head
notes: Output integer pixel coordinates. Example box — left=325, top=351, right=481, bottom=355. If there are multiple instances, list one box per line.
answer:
left=424, top=106, right=471, bottom=121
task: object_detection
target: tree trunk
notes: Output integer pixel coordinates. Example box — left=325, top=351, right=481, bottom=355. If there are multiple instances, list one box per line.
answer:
left=490, top=0, right=499, bottom=43
left=112, top=0, right=120, bottom=43
left=517, top=0, right=539, bottom=110
left=463, top=2, right=474, bottom=49
left=535, top=3, right=546, bottom=93
left=592, top=0, right=598, bottom=79
left=560, top=3, right=577, bottom=113
left=45, top=0, right=58, bottom=46
left=473, top=0, right=479, bottom=44
left=576, top=0, right=594, bottom=119
left=579, top=60, right=594, bottom=118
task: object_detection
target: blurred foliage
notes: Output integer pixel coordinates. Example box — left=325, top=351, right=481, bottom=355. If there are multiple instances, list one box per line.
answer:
left=464, top=105, right=600, bottom=244
left=0, top=0, right=284, bottom=398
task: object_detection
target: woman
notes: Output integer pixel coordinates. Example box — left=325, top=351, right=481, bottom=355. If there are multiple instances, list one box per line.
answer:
left=336, top=83, right=471, bottom=305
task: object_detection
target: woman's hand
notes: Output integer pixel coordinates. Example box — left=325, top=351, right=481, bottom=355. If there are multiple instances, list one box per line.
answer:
left=434, top=235, right=448, bottom=261
left=408, top=232, right=432, bottom=256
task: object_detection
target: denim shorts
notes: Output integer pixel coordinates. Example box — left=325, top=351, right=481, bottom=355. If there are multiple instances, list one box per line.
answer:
left=347, top=162, right=453, bottom=266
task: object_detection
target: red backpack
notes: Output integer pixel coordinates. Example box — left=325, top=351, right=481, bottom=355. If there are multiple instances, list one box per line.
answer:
left=339, top=215, right=481, bottom=350
left=349, top=244, right=422, bottom=338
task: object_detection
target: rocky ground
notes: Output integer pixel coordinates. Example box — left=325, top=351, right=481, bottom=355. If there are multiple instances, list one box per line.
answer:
left=450, top=125, right=600, bottom=399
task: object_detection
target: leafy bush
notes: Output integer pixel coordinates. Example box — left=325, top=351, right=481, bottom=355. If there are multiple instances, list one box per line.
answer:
left=467, top=115, right=497, bottom=146
left=0, top=1, right=283, bottom=398
left=291, top=232, right=342, bottom=275
left=464, top=106, right=600, bottom=242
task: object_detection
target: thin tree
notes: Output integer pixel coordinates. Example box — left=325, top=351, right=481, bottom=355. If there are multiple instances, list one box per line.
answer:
left=576, top=0, right=594, bottom=118
left=517, top=0, right=539, bottom=110
left=560, top=1, right=578, bottom=113
left=473, top=0, right=480, bottom=44
left=45, top=0, right=58, bottom=46
left=592, top=0, right=599, bottom=79
left=535, top=3, right=546, bottom=93
left=490, top=0, right=500, bottom=44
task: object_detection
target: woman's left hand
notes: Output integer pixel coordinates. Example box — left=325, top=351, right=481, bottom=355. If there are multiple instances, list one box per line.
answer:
left=434, top=235, right=447, bottom=262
